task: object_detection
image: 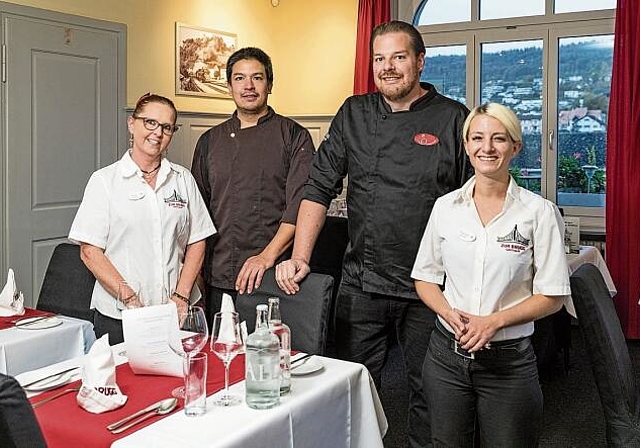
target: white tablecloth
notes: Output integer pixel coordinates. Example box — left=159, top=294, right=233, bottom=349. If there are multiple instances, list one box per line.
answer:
left=565, top=245, right=617, bottom=317
left=0, top=316, right=95, bottom=376
left=112, top=356, right=388, bottom=448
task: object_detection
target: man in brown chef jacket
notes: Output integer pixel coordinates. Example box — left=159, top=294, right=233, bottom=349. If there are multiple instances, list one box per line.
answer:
left=191, top=47, right=314, bottom=326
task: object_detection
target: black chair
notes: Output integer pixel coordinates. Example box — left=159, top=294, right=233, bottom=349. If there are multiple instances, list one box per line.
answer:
left=236, top=268, right=334, bottom=355
left=532, top=307, right=572, bottom=379
left=309, top=216, right=348, bottom=356
left=37, top=242, right=96, bottom=322
left=0, top=374, right=47, bottom=447
left=309, top=215, right=349, bottom=300
left=571, top=263, right=640, bottom=447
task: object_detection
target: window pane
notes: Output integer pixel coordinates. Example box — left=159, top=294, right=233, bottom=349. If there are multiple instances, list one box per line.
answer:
left=555, top=0, right=616, bottom=14
left=480, top=0, right=544, bottom=20
left=414, top=0, right=470, bottom=26
left=556, top=35, right=614, bottom=208
left=481, top=40, right=543, bottom=194
left=422, top=45, right=467, bottom=105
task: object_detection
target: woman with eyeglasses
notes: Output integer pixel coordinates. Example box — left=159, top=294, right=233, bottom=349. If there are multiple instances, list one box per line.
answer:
left=69, top=93, right=215, bottom=344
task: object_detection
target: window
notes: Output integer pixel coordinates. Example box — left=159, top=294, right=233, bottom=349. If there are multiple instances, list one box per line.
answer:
left=415, top=0, right=470, bottom=25
left=422, top=45, right=467, bottom=105
left=413, top=0, right=615, bottom=231
left=480, top=0, right=544, bottom=20
left=555, top=0, right=616, bottom=14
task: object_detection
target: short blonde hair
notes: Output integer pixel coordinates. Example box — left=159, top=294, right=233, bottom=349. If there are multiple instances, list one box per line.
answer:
left=462, top=103, right=522, bottom=144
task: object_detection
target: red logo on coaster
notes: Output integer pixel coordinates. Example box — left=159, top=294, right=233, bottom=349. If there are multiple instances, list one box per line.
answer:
left=413, top=133, right=440, bottom=146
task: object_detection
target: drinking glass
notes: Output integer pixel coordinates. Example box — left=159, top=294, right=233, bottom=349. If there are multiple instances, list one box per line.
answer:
left=210, top=311, right=243, bottom=406
left=167, top=305, right=209, bottom=400
left=116, top=280, right=141, bottom=310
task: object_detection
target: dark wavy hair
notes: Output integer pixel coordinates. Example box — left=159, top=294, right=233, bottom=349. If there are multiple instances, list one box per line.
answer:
left=133, top=93, right=177, bottom=123
left=370, top=20, right=425, bottom=57
left=225, top=47, right=274, bottom=86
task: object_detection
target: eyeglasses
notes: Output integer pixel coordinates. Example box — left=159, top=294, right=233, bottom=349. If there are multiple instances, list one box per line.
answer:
left=133, top=115, right=179, bottom=136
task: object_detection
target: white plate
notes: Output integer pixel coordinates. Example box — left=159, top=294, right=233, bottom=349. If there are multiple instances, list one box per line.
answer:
left=291, top=357, right=324, bottom=376
left=15, top=316, right=62, bottom=330
left=24, top=371, right=75, bottom=392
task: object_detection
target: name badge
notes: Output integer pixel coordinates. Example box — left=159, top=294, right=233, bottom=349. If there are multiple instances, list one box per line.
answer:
left=458, top=230, right=476, bottom=242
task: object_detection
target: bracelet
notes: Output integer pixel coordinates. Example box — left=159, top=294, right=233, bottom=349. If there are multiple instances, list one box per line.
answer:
left=172, top=291, right=190, bottom=304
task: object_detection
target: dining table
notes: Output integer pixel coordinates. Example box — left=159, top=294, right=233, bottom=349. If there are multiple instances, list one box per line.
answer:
left=0, top=308, right=95, bottom=376
left=564, top=245, right=616, bottom=317
left=21, top=344, right=388, bottom=448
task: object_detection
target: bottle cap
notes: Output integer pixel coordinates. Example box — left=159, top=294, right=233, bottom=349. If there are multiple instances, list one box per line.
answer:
left=256, top=304, right=268, bottom=311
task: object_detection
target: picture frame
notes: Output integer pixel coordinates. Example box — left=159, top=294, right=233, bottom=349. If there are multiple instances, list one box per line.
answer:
left=175, top=23, right=237, bottom=98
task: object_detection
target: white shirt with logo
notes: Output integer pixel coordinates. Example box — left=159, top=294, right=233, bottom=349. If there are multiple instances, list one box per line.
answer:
left=412, top=176, right=571, bottom=341
left=69, top=151, right=216, bottom=319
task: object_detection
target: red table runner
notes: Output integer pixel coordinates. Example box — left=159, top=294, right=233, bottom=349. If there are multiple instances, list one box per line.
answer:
left=0, top=308, right=55, bottom=331
left=32, top=354, right=246, bottom=447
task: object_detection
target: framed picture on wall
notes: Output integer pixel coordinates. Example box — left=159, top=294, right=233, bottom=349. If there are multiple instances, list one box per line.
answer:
left=175, top=23, right=237, bottom=98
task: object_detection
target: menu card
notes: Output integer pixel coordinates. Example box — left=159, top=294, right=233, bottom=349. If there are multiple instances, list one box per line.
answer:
left=564, top=216, right=580, bottom=254
left=122, top=303, right=182, bottom=377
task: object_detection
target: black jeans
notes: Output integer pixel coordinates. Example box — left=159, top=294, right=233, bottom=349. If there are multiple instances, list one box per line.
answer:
left=424, top=321, right=542, bottom=448
left=93, top=310, right=124, bottom=345
left=204, top=285, right=237, bottom=332
left=335, top=281, right=436, bottom=448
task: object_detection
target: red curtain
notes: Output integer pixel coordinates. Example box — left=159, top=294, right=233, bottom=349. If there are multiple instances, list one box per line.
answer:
left=353, top=0, right=391, bottom=95
left=606, top=0, right=640, bottom=338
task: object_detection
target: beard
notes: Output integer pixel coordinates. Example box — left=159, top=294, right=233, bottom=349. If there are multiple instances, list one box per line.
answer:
left=375, top=70, right=419, bottom=102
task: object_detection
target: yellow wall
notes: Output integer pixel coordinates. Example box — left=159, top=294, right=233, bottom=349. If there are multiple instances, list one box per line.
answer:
left=4, top=0, right=357, bottom=115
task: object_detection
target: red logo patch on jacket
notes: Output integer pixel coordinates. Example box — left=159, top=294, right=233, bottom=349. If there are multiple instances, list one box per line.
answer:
left=413, top=133, right=440, bottom=146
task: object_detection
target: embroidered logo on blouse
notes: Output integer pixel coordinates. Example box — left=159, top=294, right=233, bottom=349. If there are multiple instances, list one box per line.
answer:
left=413, top=133, right=440, bottom=146
left=164, top=190, right=187, bottom=209
left=496, top=225, right=530, bottom=253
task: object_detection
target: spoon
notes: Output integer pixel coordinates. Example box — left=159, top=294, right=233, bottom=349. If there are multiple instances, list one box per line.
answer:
left=110, top=398, right=178, bottom=434
left=107, top=397, right=176, bottom=431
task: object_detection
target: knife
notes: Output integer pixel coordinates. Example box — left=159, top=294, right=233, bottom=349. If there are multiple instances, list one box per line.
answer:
left=291, top=353, right=313, bottom=367
left=14, top=316, right=52, bottom=328
left=21, top=366, right=79, bottom=389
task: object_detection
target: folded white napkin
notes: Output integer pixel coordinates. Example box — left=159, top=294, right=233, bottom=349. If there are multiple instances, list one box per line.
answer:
left=221, top=293, right=235, bottom=313
left=218, top=294, right=237, bottom=343
left=77, top=335, right=128, bottom=413
left=0, top=268, right=25, bottom=317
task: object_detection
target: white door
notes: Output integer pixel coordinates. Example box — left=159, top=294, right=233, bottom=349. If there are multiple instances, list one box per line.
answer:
left=1, top=7, right=126, bottom=306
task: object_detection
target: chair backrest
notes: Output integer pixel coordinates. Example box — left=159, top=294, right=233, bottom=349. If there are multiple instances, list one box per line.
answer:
left=236, top=268, right=334, bottom=355
left=571, top=263, right=640, bottom=447
left=0, top=374, right=47, bottom=448
left=309, top=216, right=349, bottom=291
left=37, top=243, right=96, bottom=322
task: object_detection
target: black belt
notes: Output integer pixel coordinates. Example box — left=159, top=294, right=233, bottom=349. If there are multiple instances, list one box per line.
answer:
left=435, top=319, right=529, bottom=359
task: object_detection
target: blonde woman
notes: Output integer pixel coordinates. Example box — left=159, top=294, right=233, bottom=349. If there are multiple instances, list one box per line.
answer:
left=412, top=103, right=570, bottom=446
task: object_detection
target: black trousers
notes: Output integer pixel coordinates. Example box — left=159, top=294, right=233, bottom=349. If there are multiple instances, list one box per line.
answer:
left=424, top=321, right=542, bottom=447
left=335, top=281, right=436, bottom=448
left=93, top=310, right=124, bottom=345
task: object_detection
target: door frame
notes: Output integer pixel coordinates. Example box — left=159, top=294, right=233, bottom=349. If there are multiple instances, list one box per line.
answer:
left=0, top=1, right=126, bottom=281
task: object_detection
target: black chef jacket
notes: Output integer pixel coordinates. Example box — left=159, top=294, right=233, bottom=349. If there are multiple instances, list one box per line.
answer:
left=304, top=83, right=472, bottom=300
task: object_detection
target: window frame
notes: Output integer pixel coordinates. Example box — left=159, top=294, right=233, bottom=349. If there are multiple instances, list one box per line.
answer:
left=413, top=0, right=615, bottom=232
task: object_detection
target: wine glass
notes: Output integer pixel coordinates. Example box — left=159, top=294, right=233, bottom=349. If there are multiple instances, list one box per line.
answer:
left=167, top=305, right=209, bottom=399
left=210, top=311, right=243, bottom=406
left=116, top=280, right=141, bottom=310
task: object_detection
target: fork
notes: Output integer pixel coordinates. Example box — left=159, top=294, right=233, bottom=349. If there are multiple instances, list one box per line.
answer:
left=32, top=386, right=81, bottom=408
